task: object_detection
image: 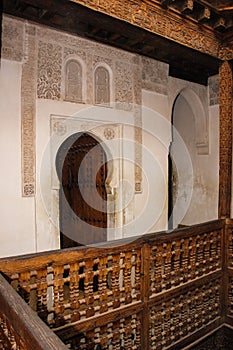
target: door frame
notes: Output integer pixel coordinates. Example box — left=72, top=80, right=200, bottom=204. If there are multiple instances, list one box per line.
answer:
left=56, top=132, right=108, bottom=247
left=50, top=115, right=124, bottom=247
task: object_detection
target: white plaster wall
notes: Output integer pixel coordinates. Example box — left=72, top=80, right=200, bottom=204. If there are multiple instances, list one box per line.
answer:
left=36, top=100, right=137, bottom=250
left=36, top=100, right=87, bottom=252
left=140, top=90, right=170, bottom=233
left=209, top=104, right=219, bottom=219
left=172, top=95, right=219, bottom=226
left=0, top=60, right=36, bottom=257
left=0, top=62, right=220, bottom=257
left=0, top=15, right=220, bottom=256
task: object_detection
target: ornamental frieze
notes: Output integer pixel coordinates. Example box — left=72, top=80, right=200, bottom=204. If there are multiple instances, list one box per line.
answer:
left=21, top=24, right=36, bottom=196
left=70, top=0, right=223, bottom=59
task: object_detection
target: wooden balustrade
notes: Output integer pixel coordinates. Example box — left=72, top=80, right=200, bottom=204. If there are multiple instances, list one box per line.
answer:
left=0, top=273, right=67, bottom=350
left=224, top=218, right=233, bottom=325
left=0, top=218, right=233, bottom=349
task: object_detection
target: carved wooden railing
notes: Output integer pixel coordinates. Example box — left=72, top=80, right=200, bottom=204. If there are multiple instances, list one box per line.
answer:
left=225, top=218, right=233, bottom=326
left=0, top=273, right=67, bottom=350
left=0, top=219, right=232, bottom=349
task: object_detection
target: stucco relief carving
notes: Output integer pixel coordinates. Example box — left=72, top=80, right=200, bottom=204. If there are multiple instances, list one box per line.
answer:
left=104, top=127, right=115, bottom=140
left=53, top=121, right=67, bottom=136
left=115, top=61, right=133, bottom=111
left=142, top=57, right=168, bottom=95
left=1, top=17, right=24, bottom=62
left=95, top=45, right=134, bottom=62
left=93, top=55, right=112, bottom=68
left=37, top=41, right=62, bottom=100
left=92, top=58, right=114, bottom=105
left=65, top=60, right=83, bottom=102
left=64, top=47, right=86, bottom=61
left=35, top=22, right=142, bottom=194
left=2, top=16, right=37, bottom=196
left=21, top=24, right=36, bottom=196
left=94, top=66, right=110, bottom=105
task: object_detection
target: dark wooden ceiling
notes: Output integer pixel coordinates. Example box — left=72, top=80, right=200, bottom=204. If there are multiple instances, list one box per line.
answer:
left=1, top=0, right=233, bottom=85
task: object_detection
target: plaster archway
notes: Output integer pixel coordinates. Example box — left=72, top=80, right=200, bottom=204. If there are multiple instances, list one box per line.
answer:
left=48, top=114, right=125, bottom=247
left=169, top=87, right=209, bottom=228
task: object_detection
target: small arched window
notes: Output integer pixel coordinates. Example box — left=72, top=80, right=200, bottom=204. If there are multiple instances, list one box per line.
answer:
left=94, top=66, right=110, bottom=105
left=65, top=60, right=82, bottom=102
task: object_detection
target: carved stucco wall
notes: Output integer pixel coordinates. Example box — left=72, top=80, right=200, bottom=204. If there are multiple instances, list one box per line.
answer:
left=1, top=17, right=24, bottom=62
left=142, top=56, right=168, bottom=95
left=1, top=14, right=173, bottom=250
left=1, top=14, right=218, bottom=253
left=1, top=17, right=37, bottom=197
left=1, top=14, right=170, bottom=200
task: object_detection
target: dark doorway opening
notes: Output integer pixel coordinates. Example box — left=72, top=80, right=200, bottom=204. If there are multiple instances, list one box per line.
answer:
left=56, top=133, right=108, bottom=248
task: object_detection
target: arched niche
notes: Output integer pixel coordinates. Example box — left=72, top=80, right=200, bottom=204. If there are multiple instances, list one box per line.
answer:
left=94, top=63, right=113, bottom=106
left=63, top=57, right=86, bottom=103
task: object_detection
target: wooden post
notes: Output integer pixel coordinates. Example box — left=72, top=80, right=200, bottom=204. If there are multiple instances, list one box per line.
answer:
left=218, top=61, right=233, bottom=218
left=141, top=243, right=151, bottom=350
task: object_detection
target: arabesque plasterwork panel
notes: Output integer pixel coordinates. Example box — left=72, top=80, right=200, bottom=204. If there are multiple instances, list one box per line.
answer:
left=2, top=17, right=37, bottom=196
left=142, top=57, right=168, bottom=95
left=5, top=13, right=223, bottom=200
left=36, top=25, right=144, bottom=192
left=21, top=23, right=37, bottom=196
left=115, top=61, right=133, bottom=111
left=37, top=41, right=62, bottom=100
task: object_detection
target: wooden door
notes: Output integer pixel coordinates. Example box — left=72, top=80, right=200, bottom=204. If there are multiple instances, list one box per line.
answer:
left=56, top=133, right=108, bottom=248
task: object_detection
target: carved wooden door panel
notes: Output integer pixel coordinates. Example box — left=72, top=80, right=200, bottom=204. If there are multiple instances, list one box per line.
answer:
left=56, top=133, right=107, bottom=248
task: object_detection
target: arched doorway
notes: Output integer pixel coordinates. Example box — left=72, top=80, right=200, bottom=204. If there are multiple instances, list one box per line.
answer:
left=168, top=87, right=210, bottom=229
left=168, top=92, right=195, bottom=229
left=56, top=133, right=108, bottom=248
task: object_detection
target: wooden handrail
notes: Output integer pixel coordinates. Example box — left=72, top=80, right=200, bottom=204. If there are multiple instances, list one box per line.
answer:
left=0, top=218, right=230, bottom=349
left=0, top=219, right=224, bottom=274
left=0, top=273, right=67, bottom=350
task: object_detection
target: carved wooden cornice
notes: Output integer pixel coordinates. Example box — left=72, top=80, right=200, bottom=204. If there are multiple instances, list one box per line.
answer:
left=70, top=0, right=233, bottom=60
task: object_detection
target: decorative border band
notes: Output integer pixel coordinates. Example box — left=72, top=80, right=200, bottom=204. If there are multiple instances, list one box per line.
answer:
left=21, top=24, right=36, bottom=197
